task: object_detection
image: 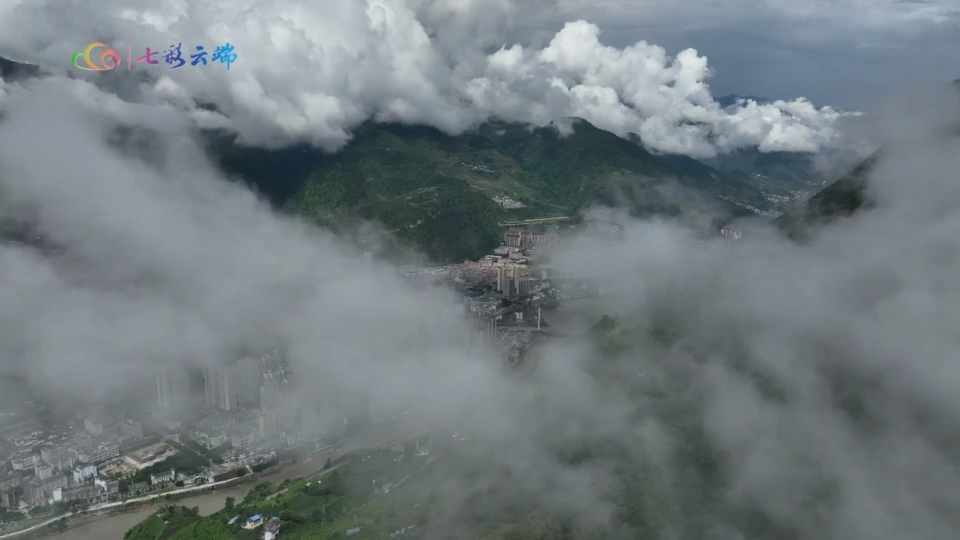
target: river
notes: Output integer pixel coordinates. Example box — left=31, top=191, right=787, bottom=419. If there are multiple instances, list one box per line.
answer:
left=50, top=415, right=434, bottom=540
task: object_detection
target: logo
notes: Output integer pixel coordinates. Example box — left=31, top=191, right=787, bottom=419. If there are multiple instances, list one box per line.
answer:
left=72, top=42, right=122, bottom=71
left=71, top=42, right=238, bottom=71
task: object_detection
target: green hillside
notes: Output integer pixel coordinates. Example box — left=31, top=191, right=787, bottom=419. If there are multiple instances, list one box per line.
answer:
left=774, top=154, right=878, bottom=240
left=278, top=123, right=570, bottom=262
left=478, top=121, right=772, bottom=215
left=702, top=148, right=829, bottom=192
left=213, top=119, right=788, bottom=262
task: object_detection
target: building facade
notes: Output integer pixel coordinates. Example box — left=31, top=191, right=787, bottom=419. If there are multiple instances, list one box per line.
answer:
left=204, top=368, right=237, bottom=411
left=156, top=368, right=191, bottom=411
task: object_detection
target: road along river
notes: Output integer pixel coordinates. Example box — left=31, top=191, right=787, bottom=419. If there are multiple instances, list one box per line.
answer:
left=19, top=415, right=436, bottom=540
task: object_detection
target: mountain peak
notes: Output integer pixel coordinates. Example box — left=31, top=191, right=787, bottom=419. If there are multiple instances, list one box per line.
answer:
left=0, top=56, right=41, bottom=81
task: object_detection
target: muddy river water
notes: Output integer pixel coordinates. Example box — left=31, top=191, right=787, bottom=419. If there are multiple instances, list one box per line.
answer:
left=53, top=415, right=433, bottom=540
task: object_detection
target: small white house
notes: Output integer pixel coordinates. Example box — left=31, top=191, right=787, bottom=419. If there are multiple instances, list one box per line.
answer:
left=243, top=514, right=263, bottom=529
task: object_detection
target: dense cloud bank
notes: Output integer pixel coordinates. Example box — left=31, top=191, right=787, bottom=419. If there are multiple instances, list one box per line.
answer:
left=0, top=0, right=855, bottom=157
left=0, top=80, right=499, bottom=418
left=539, top=83, right=960, bottom=539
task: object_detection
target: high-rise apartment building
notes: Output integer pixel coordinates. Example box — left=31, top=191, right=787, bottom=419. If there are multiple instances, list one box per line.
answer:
left=258, top=410, right=279, bottom=439
left=233, top=356, right=264, bottom=407
left=156, top=368, right=191, bottom=410
left=204, top=368, right=236, bottom=411
left=496, top=266, right=510, bottom=293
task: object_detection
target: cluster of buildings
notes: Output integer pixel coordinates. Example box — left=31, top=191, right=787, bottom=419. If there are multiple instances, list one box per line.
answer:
left=1, top=405, right=145, bottom=511
left=240, top=514, right=282, bottom=539
left=154, top=351, right=337, bottom=474
left=400, top=224, right=562, bottom=365
left=1, top=433, right=121, bottom=510
left=0, top=348, right=351, bottom=515
left=492, top=195, right=526, bottom=209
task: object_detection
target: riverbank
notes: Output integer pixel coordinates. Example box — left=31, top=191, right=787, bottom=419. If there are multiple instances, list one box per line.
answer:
left=2, top=414, right=436, bottom=540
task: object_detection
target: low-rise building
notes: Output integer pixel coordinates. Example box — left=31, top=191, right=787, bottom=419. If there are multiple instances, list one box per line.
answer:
left=61, top=485, right=99, bottom=503
left=119, top=419, right=143, bottom=438
left=83, top=417, right=104, bottom=435
left=75, top=442, right=119, bottom=464
left=150, top=469, right=176, bottom=486
left=94, top=477, right=120, bottom=496
left=123, top=442, right=178, bottom=470
left=11, top=452, right=40, bottom=470
left=243, top=514, right=263, bottom=529
left=264, top=517, right=282, bottom=540
left=227, top=427, right=257, bottom=449
left=194, top=430, right=228, bottom=450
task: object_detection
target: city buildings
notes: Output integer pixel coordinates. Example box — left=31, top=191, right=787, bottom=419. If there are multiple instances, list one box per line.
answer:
left=258, top=410, right=279, bottom=439
left=74, top=441, right=119, bottom=464
left=35, top=463, right=53, bottom=480
left=124, top=442, right=178, bottom=470
left=156, top=368, right=191, bottom=412
left=11, top=452, right=39, bottom=470
left=720, top=226, right=743, bottom=240
left=22, top=480, right=45, bottom=506
left=204, top=351, right=287, bottom=412
left=83, top=416, right=104, bottom=435
left=0, top=487, right=18, bottom=509
left=204, top=368, right=236, bottom=411
left=40, top=446, right=73, bottom=472
left=504, top=226, right=552, bottom=249
left=120, top=419, right=144, bottom=438
left=41, top=474, right=69, bottom=494
left=72, top=463, right=97, bottom=484
left=94, top=477, right=120, bottom=496
left=59, top=485, right=99, bottom=503
left=150, top=469, right=176, bottom=486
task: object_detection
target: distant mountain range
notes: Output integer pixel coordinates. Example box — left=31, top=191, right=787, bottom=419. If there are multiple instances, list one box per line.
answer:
left=211, top=119, right=823, bottom=261
left=0, top=56, right=894, bottom=260
left=0, top=56, right=40, bottom=81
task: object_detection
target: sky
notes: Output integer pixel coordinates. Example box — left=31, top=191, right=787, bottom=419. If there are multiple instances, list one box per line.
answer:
left=3, top=0, right=942, bottom=157
left=552, top=0, right=960, bottom=107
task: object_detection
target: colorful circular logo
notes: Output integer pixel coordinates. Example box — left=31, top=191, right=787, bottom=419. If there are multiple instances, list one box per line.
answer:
left=71, top=42, right=121, bottom=71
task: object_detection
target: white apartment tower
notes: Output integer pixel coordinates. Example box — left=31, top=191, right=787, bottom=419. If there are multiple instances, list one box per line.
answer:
left=156, top=368, right=191, bottom=410
left=204, top=368, right=236, bottom=411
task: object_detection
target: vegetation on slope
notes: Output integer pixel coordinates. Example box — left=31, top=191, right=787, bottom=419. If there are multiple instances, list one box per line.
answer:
left=479, top=120, right=768, bottom=215
left=774, top=154, right=878, bottom=239
left=702, top=148, right=828, bottom=193
left=208, top=119, right=793, bottom=261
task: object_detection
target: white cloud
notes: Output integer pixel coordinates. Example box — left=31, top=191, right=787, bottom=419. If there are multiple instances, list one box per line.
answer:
left=0, top=0, right=859, bottom=157
left=556, top=0, right=960, bottom=32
